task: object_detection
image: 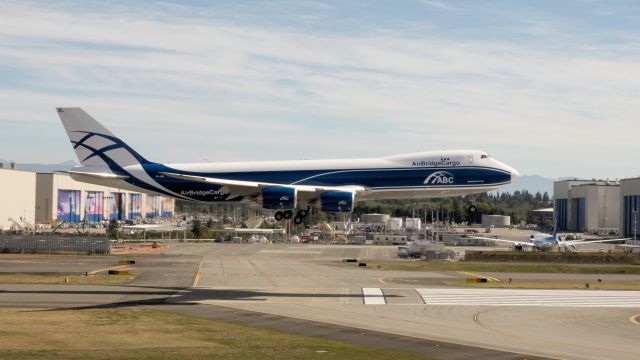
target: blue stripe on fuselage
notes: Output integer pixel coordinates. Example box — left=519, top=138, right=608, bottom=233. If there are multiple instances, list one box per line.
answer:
left=141, top=164, right=510, bottom=201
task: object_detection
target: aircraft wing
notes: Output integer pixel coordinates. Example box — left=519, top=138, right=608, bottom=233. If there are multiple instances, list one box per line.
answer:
left=617, top=244, right=640, bottom=248
left=468, top=236, right=534, bottom=247
left=68, top=170, right=129, bottom=180
left=561, top=238, right=631, bottom=246
left=159, top=172, right=367, bottom=199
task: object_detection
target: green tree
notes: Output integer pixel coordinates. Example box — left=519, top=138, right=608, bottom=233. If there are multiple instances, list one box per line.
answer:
left=191, top=219, right=204, bottom=239
left=107, top=220, right=119, bottom=239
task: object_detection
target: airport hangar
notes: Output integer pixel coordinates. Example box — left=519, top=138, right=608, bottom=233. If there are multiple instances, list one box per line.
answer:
left=0, top=165, right=174, bottom=231
left=554, top=178, right=640, bottom=238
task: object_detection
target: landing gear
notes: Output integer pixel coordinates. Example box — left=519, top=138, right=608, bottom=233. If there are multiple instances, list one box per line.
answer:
left=293, top=206, right=310, bottom=224
left=275, top=210, right=293, bottom=221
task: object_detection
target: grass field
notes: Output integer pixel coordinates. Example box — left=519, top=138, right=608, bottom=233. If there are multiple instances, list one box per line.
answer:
left=0, top=274, right=136, bottom=285
left=364, top=261, right=640, bottom=274
left=444, top=279, right=640, bottom=290
left=0, top=308, right=427, bottom=360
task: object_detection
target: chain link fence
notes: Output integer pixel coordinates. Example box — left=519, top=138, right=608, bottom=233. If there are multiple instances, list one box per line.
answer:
left=0, top=235, right=111, bottom=255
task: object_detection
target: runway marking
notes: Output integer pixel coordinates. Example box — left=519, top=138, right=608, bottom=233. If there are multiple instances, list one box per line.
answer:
left=362, top=288, right=386, bottom=305
left=472, top=307, right=529, bottom=340
left=340, top=287, right=350, bottom=304
left=417, top=288, right=640, bottom=307
left=630, top=314, right=640, bottom=326
left=192, top=259, right=204, bottom=287
left=248, top=260, right=278, bottom=289
left=86, top=265, right=128, bottom=275
left=456, top=271, right=500, bottom=282
left=259, top=250, right=321, bottom=254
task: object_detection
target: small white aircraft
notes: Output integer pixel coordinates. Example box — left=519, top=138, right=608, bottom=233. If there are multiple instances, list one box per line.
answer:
left=470, top=233, right=630, bottom=252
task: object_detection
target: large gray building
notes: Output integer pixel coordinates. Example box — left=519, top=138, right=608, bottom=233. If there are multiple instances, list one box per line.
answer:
left=36, top=172, right=175, bottom=225
left=620, top=178, right=640, bottom=238
left=554, top=179, right=620, bottom=234
left=0, top=168, right=175, bottom=230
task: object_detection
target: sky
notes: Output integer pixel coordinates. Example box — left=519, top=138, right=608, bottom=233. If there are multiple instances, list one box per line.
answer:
left=0, top=0, right=638, bottom=179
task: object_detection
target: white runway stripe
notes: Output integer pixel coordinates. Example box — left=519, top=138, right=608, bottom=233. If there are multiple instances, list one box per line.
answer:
left=362, top=287, right=386, bottom=305
left=416, top=288, right=640, bottom=307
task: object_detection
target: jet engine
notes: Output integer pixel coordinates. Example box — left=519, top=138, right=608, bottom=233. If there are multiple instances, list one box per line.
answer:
left=261, top=187, right=296, bottom=210
left=320, top=191, right=354, bottom=213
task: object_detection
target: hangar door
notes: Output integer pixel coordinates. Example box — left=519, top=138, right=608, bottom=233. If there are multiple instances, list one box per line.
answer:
left=624, top=196, right=640, bottom=237
left=572, top=198, right=586, bottom=232
left=57, top=190, right=81, bottom=223
left=555, top=199, right=568, bottom=231
left=109, top=192, right=126, bottom=220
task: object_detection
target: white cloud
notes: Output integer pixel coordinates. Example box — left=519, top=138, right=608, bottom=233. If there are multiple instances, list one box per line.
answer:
left=420, top=0, right=458, bottom=11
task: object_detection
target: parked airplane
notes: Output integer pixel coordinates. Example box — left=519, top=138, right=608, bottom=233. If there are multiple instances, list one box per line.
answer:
left=470, top=233, right=629, bottom=252
left=57, top=107, right=519, bottom=224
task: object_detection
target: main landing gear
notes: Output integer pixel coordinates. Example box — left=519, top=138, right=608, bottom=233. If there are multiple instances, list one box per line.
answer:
left=293, top=206, right=310, bottom=225
left=275, top=206, right=310, bottom=225
left=274, top=210, right=292, bottom=221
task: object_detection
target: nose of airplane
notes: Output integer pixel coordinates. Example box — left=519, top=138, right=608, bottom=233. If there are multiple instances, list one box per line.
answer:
left=510, top=167, right=520, bottom=182
left=493, top=159, right=519, bottom=183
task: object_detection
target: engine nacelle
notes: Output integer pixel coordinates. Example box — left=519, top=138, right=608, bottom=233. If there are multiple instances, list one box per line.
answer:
left=261, top=187, right=297, bottom=210
left=320, top=191, right=354, bottom=213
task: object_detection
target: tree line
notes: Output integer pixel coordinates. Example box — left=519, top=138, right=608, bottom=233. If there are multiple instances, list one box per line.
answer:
left=177, top=190, right=552, bottom=226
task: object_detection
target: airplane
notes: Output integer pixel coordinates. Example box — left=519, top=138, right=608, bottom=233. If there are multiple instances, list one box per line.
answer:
left=57, top=107, right=519, bottom=224
left=469, top=233, right=630, bottom=252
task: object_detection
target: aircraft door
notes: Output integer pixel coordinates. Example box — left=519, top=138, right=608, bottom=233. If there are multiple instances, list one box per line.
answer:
left=468, top=154, right=474, bottom=164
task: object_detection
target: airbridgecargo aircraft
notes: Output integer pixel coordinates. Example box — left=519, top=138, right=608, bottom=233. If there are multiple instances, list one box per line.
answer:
left=57, top=108, right=519, bottom=224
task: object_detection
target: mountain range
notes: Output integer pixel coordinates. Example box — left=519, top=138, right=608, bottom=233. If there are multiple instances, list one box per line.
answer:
left=493, top=174, right=554, bottom=195
left=0, top=160, right=77, bottom=173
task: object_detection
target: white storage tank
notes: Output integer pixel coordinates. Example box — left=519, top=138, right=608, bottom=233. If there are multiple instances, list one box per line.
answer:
left=405, top=218, right=422, bottom=231
left=481, top=215, right=511, bottom=228
left=387, top=217, right=403, bottom=231
left=362, top=213, right=390, bottom=224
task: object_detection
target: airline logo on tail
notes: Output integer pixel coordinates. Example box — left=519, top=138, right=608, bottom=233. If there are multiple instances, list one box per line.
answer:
left=424, top=171, right=455, bottom=185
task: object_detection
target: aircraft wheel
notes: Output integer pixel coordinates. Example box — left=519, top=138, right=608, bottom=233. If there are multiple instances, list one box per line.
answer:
left=298, top=205, right=311, bottom=217
left=283, top=210, right=293, bottom=219
left=294, top=216, right=303, bottom=225
left=468, top=205, right=477, bottom=213
left=274, top=211, right=284, bottom=221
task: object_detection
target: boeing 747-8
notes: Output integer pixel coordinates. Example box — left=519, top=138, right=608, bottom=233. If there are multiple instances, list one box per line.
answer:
left=57, top=107, right=519, bottom=224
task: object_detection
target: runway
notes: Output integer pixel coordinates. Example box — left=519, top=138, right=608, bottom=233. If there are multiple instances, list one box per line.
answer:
left=2, top=244, right=640, bottom=359
left=165, top=244, right=640, bottom=360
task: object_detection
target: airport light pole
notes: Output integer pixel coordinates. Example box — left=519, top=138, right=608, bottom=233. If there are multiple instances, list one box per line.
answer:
left=103, top=194, right=113, bottom=240
left=435, top=208, right=439, bottom=259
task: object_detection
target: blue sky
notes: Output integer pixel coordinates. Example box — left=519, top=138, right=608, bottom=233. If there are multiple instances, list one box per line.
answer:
left=0, top=0, right=638, bottom=178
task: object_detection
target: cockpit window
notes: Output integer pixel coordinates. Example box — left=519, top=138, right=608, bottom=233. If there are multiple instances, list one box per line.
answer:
left=481, top=154, right=489, bottom=159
